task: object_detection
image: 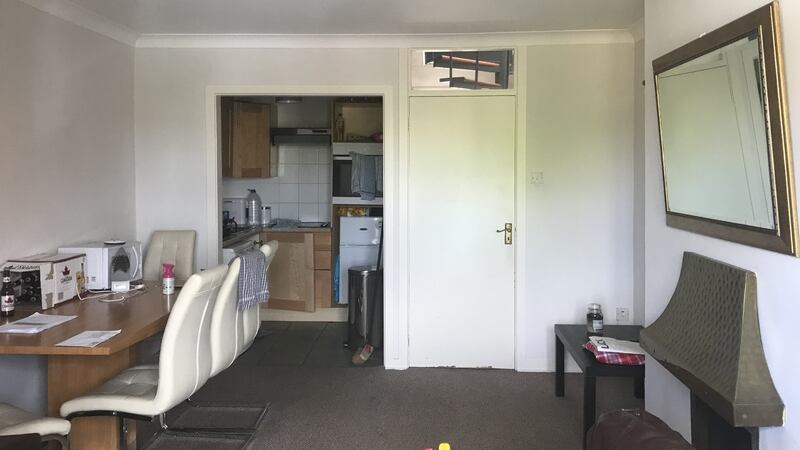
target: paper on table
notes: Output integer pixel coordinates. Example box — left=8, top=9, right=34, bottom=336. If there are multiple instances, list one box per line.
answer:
left=0, top=313, right=77, bottom=334
left=588, top=336, right=645, bottom=355
left=56, top=330, right=121, bottom=348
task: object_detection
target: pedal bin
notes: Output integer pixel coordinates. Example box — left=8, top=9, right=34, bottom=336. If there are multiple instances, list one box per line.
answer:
left=346, top=266, right=383, bottom=349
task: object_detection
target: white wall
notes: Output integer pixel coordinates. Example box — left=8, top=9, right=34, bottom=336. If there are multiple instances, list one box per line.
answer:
left=0, top=0, right=135, bottom=414
left=134, top=48, right=399, bottom=268
left=644, top=1, right=800, bottom=448
left=518, top=43, right=635, bottom=371
left=135, top=42, right=637, bottom=371
left=0, top=0, right=135, bottom=262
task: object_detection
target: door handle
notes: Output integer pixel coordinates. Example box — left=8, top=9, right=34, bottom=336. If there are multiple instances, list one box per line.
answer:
left=496, top=223, right=512, bottom=245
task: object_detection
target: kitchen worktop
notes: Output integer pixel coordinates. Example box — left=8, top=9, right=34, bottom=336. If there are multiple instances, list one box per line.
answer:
left=223, top=223, right=331, bottom=247
left=262, top=226, right=331, bottom=234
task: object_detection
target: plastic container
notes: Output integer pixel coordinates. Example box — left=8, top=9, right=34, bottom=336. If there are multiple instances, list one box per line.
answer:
left=245, top=189, right=262, bottom=226
left=162, top=263, right=175, bottom=295
left=261, top=206, right=272, bottom=226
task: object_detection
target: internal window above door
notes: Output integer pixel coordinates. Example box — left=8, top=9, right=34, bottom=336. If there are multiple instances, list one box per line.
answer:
left=411, top=49, right=515, bottom=91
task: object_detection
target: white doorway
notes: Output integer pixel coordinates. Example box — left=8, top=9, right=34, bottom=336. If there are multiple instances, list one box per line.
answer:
left=407, top=95, right=517, bottom=368
left=205, top=85, right=404, bottom=367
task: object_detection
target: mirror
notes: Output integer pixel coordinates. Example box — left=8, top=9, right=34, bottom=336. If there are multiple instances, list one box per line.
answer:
left=654, top=2, right=798, bottom=255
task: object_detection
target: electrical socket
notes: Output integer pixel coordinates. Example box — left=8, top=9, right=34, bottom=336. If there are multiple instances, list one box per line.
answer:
left=616, top=307, right=630, bottom=323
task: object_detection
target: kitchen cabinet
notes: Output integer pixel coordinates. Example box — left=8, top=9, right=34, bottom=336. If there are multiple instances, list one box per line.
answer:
left=332, top=100, right=382, bottom=143
left=313, top=233, right=332, bottom=308
left=261, top=230, right=332, bottom=311
left=221, top=100, right=271, bottom=178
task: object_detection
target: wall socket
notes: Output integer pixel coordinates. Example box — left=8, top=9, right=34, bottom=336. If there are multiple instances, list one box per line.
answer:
left=616, top=307, right=630, bottom=323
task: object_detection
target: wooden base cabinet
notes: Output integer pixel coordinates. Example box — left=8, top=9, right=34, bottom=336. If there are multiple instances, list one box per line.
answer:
left=262, top=231, right=333, bottom=311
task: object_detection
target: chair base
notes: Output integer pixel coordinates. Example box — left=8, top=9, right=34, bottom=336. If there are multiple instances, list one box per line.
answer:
left=164, top=400, right=269, bottom=435
left=64, top=402, right=267, bottom=449
left=41, top=433, right=69, bottom=450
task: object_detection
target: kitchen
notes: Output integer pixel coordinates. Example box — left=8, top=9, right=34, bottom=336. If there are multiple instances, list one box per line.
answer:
left=219, top=95, right=384, bottom=350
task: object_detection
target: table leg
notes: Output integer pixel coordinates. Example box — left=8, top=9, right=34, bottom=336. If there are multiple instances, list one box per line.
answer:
left=48, top=349, right=136, bottom=450
left=634, top=376, right=645, bottom=399
left=555, top=335, right=565, bottom=397
left=583, top=375, right=596, bottom=450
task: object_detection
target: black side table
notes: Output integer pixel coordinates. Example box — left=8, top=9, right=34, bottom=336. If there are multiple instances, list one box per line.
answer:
left=554, top=324, right=645, bottom=449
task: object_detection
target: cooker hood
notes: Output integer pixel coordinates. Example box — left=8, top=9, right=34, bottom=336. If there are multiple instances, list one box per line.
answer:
left=271, top=128, right=331, bottom=145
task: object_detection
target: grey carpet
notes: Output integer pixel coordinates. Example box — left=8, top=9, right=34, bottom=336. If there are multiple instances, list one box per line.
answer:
left=139, top=322, right=643, bottom=449
left=143, top=433, right=250, bottom=450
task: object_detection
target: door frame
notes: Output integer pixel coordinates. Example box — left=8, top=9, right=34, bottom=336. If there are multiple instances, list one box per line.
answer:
left=204, top=85, right=407, bottom=368
left=399, top=47, right=528, bottom=370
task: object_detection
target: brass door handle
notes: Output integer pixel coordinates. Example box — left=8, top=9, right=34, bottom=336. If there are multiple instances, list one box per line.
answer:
left=497, top=223, right=512, bottom=245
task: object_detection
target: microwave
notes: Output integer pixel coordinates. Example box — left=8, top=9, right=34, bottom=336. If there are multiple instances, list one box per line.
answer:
left=332, top=143, right=384, bottom=205
left=58, top=241, right=142, bottom=290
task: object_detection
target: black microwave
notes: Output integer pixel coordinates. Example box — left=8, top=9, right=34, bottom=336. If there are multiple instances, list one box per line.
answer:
left=332, top=155, right=383, bottom=204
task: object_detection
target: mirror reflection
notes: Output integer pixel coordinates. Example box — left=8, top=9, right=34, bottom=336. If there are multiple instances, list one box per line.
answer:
left=656, top=34, right=775, bottom=229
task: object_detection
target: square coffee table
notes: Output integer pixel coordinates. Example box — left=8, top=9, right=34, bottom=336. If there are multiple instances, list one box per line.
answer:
left=554, top=324, right=645, bottom=448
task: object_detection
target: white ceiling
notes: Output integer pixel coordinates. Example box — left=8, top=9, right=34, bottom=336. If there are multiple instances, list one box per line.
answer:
left=66, top=0, right=643, bottom=35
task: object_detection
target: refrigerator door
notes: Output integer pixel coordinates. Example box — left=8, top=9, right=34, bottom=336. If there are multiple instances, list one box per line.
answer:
left=338, top=245, right=380, bottom=304
left=339, top=217, right=382, bottom=246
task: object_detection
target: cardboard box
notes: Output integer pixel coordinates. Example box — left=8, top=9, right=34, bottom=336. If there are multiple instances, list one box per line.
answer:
left=2, top=253, right=86, bottom=310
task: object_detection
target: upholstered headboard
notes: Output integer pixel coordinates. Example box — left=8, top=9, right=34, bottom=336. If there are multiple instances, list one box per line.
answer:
left=640, top=252, right=783, bottom=428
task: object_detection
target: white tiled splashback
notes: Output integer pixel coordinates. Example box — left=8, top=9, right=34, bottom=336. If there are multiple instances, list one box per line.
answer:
left=222, top=144, right=332, bottom=222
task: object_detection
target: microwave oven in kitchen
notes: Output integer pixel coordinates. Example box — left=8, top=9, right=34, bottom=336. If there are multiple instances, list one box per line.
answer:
left=332, top=143, right=383, bottom=205
left=58, top=241, right=142, bottom=290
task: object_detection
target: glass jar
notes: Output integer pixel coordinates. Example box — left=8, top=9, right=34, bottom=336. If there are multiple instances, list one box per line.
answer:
left=586, top=303, right=604, bottom=334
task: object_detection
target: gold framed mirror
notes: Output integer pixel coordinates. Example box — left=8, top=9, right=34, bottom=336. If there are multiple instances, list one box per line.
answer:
left=654, top=2, right=797, bottom=256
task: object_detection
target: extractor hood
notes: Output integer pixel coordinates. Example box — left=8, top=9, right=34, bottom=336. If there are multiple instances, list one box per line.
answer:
left=271, top=128, right=331, bottom=145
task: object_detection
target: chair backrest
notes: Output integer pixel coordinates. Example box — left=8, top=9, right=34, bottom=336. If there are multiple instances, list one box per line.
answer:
left=153, top=265, right=226, bottom=412
left=237, top=241, right=279, bottom=356
left=208, top=258, right=242, bottom=378
left=143, top=230, right=196, bottom=283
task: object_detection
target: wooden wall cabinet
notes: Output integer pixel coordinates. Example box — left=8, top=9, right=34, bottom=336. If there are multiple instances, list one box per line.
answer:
left=221, top=100, right=271, bottom=178
left=332, top=100, right=382, bottom=143
left=262, top=231, right=332, bottom=312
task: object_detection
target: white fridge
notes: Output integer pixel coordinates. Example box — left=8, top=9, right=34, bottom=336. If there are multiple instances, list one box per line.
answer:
left=338, top=217, right=382, bottom=304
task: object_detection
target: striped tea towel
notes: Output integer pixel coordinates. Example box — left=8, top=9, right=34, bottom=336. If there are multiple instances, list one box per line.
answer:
left=237, top=249, right=269, bottom=310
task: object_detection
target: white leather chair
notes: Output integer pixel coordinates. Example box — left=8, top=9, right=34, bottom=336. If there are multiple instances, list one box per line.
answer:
left=0, top=403, right=70, bottom=449
left=209, top=258, right=242, bottom=378
left=143, top=230, right=196, bottom=284
left=239, top=241, right=279, bottom=357
left=209, top=240, right=278, bottom=378
left=59, top=265, right=227, bottom=449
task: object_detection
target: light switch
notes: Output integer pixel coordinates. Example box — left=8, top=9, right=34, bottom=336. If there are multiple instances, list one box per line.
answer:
left=530, top=171, right=544, bottom=185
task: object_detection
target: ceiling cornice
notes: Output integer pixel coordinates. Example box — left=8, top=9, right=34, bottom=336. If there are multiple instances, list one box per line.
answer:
left=17, top=1, right=635, bottom=50
left=19, top=0, right=138, bottom=46
left=135, top=30, right=634, bottom=49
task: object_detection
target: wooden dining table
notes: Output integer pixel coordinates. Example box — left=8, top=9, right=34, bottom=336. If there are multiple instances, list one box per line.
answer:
left=0, top=282, right=173, bottom=450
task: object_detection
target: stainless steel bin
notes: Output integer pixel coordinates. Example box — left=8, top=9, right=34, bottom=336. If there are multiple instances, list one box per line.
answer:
left=347, top=266, right=383, bottom=349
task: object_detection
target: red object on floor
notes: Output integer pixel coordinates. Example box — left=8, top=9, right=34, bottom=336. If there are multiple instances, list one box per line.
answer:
left=583, top=341, right=645, bottom=365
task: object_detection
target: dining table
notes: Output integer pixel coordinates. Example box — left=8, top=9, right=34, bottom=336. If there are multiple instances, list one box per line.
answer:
left=0, top=282, right=173, bottom=450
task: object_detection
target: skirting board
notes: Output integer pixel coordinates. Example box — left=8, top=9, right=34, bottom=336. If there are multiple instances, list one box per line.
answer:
left=260, top=306, right=347, bottom=322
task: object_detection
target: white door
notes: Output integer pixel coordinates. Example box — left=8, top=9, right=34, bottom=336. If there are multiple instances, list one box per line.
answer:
left=408, top=95, right=516, bottom=368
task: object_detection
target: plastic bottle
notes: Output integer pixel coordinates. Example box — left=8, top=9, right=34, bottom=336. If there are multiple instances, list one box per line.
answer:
left=162, top=263, right=175, bottom=295
left=246, top=189, right=262, bottom=226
